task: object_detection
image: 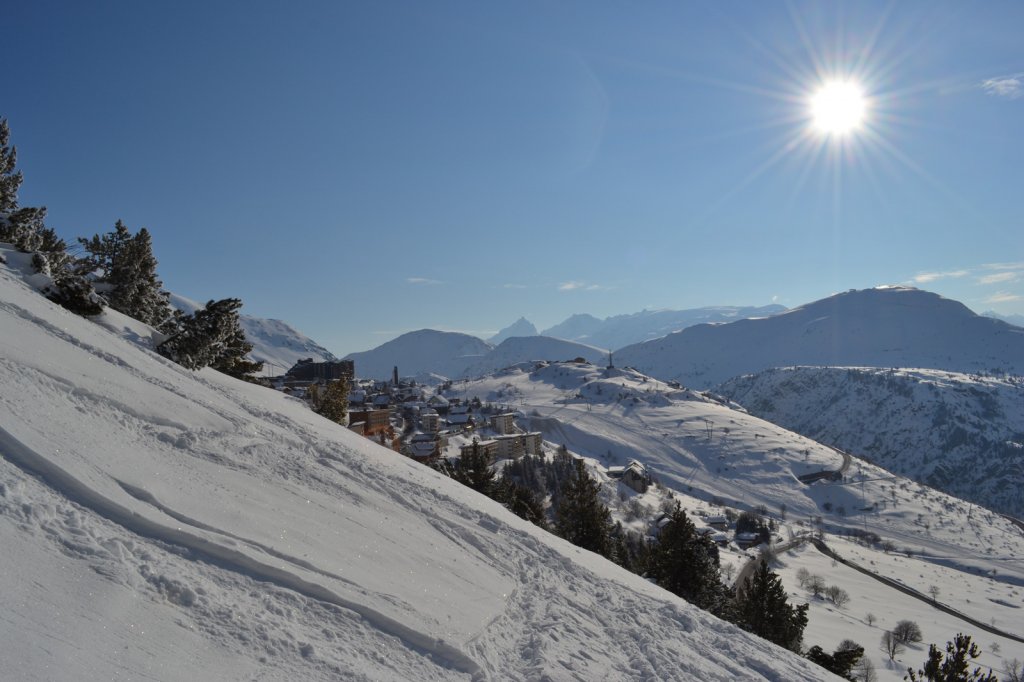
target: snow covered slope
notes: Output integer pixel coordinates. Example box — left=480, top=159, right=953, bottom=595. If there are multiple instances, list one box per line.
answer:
left=1, top=247, right=837, bottom=680
left=169, top=292, right=336, bottom=374
left=718, top=366, right=1024, bottom=518
left=985, top=310, right=1024, bottom=328
left=542, top=305, right=786, bottom=350
left=487, top=317, right=537, bottom=344
left=447, top=361, right=1024, bottom=586
left=447, top=362, right=1024, bottom=681
left=615, top=287, right=1024, bottom=388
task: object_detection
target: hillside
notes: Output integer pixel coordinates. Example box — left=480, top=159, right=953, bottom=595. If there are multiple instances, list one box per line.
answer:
left=446, top=361, right=1024, bottom=679
left=343, top=329, right=493, bottom=380
left=0, top=245, right=837, bottom=680
left=615, top=287, right=1024, bottom=388
left=718, top=366, right=1024, bottom=517
left=541, top=305, right=786, bottom=351
left=169, top=293, right=336, bottom=374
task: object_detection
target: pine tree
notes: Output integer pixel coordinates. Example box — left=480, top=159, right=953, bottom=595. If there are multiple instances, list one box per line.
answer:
left=806, top=642, right=865, bottom=680
left=453, top=439, right=496, bottom=495
left=157, top=298, right=263, bottom=380
left=0, top=118, right=22, bottom=213
left=735, top=560, right=809, bottom=652
left=79, top=220, right=172, bottom=326
left=905, top=634, right=999, bottom=682
left=555, top=458, right=614, bottom=558
left=308, top=378, right=349, bottom=423
left=647, top=503, right=724, bottom=610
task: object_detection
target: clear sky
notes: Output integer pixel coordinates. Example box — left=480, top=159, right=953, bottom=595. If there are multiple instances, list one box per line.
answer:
left=6, top=1, right=1023, bottom=354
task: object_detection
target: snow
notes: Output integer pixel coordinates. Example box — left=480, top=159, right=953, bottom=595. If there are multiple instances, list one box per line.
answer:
left=0, top=245, right=831, bottom=680
left=445, top=360, right=1024, bottom=671
left=169, top=292, right=337, bottom=375
left=540, top=304, right=787, bottom=351
left=615, top=287, right=1024, bottom=388
left=718, top=366, right=1024, bottom=517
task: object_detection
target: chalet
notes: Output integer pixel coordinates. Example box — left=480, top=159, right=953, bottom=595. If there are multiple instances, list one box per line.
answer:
left=706, top=515, right=729, bottom=531
left=490, top=413, right=516, bottom=435
left=735, top=532, right=763, bottom=549
left=407, top=432, right=446, bottom=461
left=606, top=459, right=651, bottom=494
left=427, top=395, right=450, bottom=411
left=446, top=412, right=475, bottom=429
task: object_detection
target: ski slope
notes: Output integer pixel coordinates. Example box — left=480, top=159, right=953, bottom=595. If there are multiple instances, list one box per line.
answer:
left=0, top=245, right=831, bottom=680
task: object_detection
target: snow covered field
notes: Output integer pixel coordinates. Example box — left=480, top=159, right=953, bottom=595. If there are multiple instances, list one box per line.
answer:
left=0, top=245, right=832, bottom=680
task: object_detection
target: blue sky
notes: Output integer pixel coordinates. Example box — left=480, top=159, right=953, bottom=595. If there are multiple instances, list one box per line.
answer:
left=6, top=1, right=1023, bottom=354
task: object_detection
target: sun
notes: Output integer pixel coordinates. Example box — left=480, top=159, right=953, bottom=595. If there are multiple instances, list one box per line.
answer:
left=810, top=80, right=867, bottom=135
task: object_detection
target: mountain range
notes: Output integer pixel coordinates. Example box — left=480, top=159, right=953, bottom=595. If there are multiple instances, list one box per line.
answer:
left=539, top=304, right=786, bottom=350
left=342, top=330, right=607, bottom=381
left=614, top=286, right=1024, bottom=388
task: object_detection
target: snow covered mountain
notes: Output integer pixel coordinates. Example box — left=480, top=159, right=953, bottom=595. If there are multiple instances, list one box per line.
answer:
left=169, top=293, right=336, bottom=374
left=487, top=317, right=537, bottom=344
left=0, top=246, right=836, bottom=680
left=615, top=287, right=1024, bottom=388
left=541, top=305, right=786, bottom=351
left=718, top=366, right=1024, bottom=518
left=342, top=329, right=493, bottom=380
left=540, top=313, right=604, bottom=343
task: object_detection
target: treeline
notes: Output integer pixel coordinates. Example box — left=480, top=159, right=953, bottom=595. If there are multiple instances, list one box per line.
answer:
left=435, top=444, right=809, bottom=654
left=0, top=118, right=260, bottom=380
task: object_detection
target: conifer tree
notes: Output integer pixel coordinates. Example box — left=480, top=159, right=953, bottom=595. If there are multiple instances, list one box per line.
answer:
left=735, top=560, right=809, bottom=652
left=806, top=642, right=865, bottom=680
left=647, top=503, right=724, bottom=610
left=555, top=458, right=614, bottom=558
left=453, top=439, right=496, bottom=495
left=0, top=118, right=22, bottom=213
left=495, top=479, right=547, bottom=529
left=308, top=378, right=350, bottom=423
left=157, top=298, right=263, bottom=380
left=79, top=220, right=172, bottom=326
left=905, top=634, right=999, bottom=682
left=0, top=118, right=104, bottom=316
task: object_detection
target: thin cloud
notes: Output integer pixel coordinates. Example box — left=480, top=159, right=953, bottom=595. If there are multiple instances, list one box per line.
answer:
left=978, top=271, right=1019, bottom=285
left=982, top=261, right=1024, bottom=271
left=981, top=73, right=1024, bottom=99
left=912, top=269, right=969, bottom=284
left=503, top=283, right=528, bottom=289
left=985, top=291, right=1023, bottom=304
left=407, top=277, right=441, bottom=286
left=558, top=280, right=612, bottom=292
